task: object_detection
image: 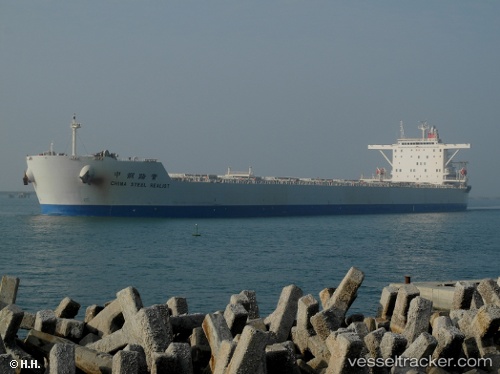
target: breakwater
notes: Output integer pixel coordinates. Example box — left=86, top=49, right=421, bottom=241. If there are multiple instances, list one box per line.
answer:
left=0, top=268, right=499, bottom=373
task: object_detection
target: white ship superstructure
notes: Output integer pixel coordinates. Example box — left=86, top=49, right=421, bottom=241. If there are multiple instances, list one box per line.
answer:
left=367, top=122, right=470, bottom=185
left=24, top=117, right=471, bottom=217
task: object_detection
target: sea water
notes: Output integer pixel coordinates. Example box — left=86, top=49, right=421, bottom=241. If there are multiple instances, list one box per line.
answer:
left=1, top=194, right=499, bottom=318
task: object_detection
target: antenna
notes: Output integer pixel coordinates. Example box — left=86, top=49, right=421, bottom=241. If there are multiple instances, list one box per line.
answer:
left=399, top=120, right=405, bottom=139
left=418, top=121, right=428, bottom=140
left=71, top=114, right=81, bottom=156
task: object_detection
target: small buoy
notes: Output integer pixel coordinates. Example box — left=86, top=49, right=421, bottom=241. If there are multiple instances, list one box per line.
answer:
left=192, top=224, right=201, bottom=237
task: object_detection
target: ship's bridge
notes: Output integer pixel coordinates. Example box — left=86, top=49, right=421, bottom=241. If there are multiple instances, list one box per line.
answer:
left=367, top=123, right=470, bottom=186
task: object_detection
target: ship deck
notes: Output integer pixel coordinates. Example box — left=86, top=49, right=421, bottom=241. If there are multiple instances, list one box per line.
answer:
left=169, top=173, right=468, bottom=189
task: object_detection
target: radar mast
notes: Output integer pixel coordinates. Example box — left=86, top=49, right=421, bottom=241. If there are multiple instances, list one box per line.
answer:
left=71, top=114, right=81, bottom=156
left=418, top=121, right=429, bottom=140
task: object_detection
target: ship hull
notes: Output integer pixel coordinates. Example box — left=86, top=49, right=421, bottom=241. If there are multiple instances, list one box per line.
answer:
left=26, top=154, right=470, bottom=218
left=39, top=202, right=468, bottom=218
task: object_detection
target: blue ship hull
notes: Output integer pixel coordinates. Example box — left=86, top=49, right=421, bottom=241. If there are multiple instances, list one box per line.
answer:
left=41, top=202, right=468, bottom=218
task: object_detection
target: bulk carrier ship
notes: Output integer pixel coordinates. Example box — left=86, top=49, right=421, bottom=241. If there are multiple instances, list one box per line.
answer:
left=24, top=116, right=471, bottom=217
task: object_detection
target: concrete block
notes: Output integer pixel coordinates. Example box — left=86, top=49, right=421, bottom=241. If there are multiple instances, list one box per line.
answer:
left=0, top=276, right=19, bottom=308
left=319, top=287, right=335, bottom=310
left=266, top=342, right=296, bottom=374
left=0, top=354, right=15, bottom=374
left=427, top=368, right=452, bottom=374
left=230, top=294, right=250, bottom=316
left=84, top=304, right=104, bottom=323
left=432, top=325, right=465, bottom=362
left=212, top=339, right=236, bottom=374
left=477, top=346, right=500, bottom=369
left=454, top=311, right=478, bottom=340
left=364, top=327, right=385, bottom=361
left=432, top=316, right=453, bottom=333
left=462, top=336, right=480, bottom=361
left=124, top=344, right=148, bottom=374
left=452, top=281, right=476, bottom=310
left=291, top=326, right=309, bottom=355
left=429, top=311, right=448, bottom=327
left=325, top=267, right=365, bottom=314
left=150, top=352, right=169, bottom=374
left=470, top=304, right=500, bottom=340
left=25, top=329, right=112, bottom=374
left=297, top=294, right=319, bottom=333
left=307, top=334, right=331, bottom=362
left=403, top=296, right=433, bottom=344
left=87, top=328, right=128, bottom=353
left=5, top=342, right=44, bottom=373
left=363, top=329, right=389, bottom=374
left=470, top=290, right=485, bottom=310
left=306, top=356, right=329, bottom=371
left=477, top=279, right=500, bottom=307
left=20, top=311, right=35, bottom=330
left=117, top=287, right=143, bottom=322
left=49, top=343, right=75, bottom=374
left=112, top=350, right=140, bottom=374
left=0, top=304, right=24, bottom=342
left=325, top=331, right=367, bottom=374
left=55, top=318, right=84, bottom=340
left=246, top=318, right=267, bottom=331
left=86, top=299, right=123, bottom=337
left=380, top=332, right=407, bottom=360
left=239, top=290, right=260, bottom=319
left=375, top=318, right=390, bottom=331
left=151, top=303, right=173, bottom=338
left=202, top=312, right=232, bottom=371
left=390, top=284, right=420, bottom=334
left=131, top=305, right=173, bottom=370
left=165, top=342, right=193, bottom=374
left=345, top=313, right=364, bottom=326
left=226, top=325, right=269, bottom=374
left=348, top=321, right=369, bottom=339
left=265, top=284, right=303, bottom=343
left=190, top=326, right=209, bottom=347
left=191, top=346, right=211, bottom=373
left=364, top=317, right=376, bottom=332
left=376, top=286, right=398, bottom=319
left=297, top=358, right=320, bottom=374
left=170, top=313, right=205, bottom=341
left=310, top=308, right=345, bottom=340
left=166, top=297, right=188, bottom=316
left=224, top=303, right=248, bottom=336
left=401, top=332, right=437, bottom=359
left=79, top=333, right=100, bottom=346
left=35, top=309, right=57, bottom=334
left=54, top=297, right=81, bottom=319
left=449, top=309, right=467, bottom=326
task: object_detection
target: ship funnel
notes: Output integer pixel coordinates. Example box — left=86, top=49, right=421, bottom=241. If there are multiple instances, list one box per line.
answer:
left=71, top=114, right=81, bottom=156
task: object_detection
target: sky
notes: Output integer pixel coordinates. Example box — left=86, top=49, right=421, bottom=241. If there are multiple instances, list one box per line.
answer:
left=1, top=1, right=499, bottom=198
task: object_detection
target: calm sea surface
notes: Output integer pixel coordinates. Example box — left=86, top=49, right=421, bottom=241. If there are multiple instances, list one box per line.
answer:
left=1, top=194, right=499, bottom=319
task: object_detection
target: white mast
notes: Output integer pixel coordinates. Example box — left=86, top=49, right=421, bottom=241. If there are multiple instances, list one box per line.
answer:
left=71, top=114, right=81, bottom=156
left=418, top=121, right=429, bottom=139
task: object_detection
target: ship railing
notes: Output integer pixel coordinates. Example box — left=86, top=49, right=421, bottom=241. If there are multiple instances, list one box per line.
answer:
left=169, top=174, right=467, bottom=189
